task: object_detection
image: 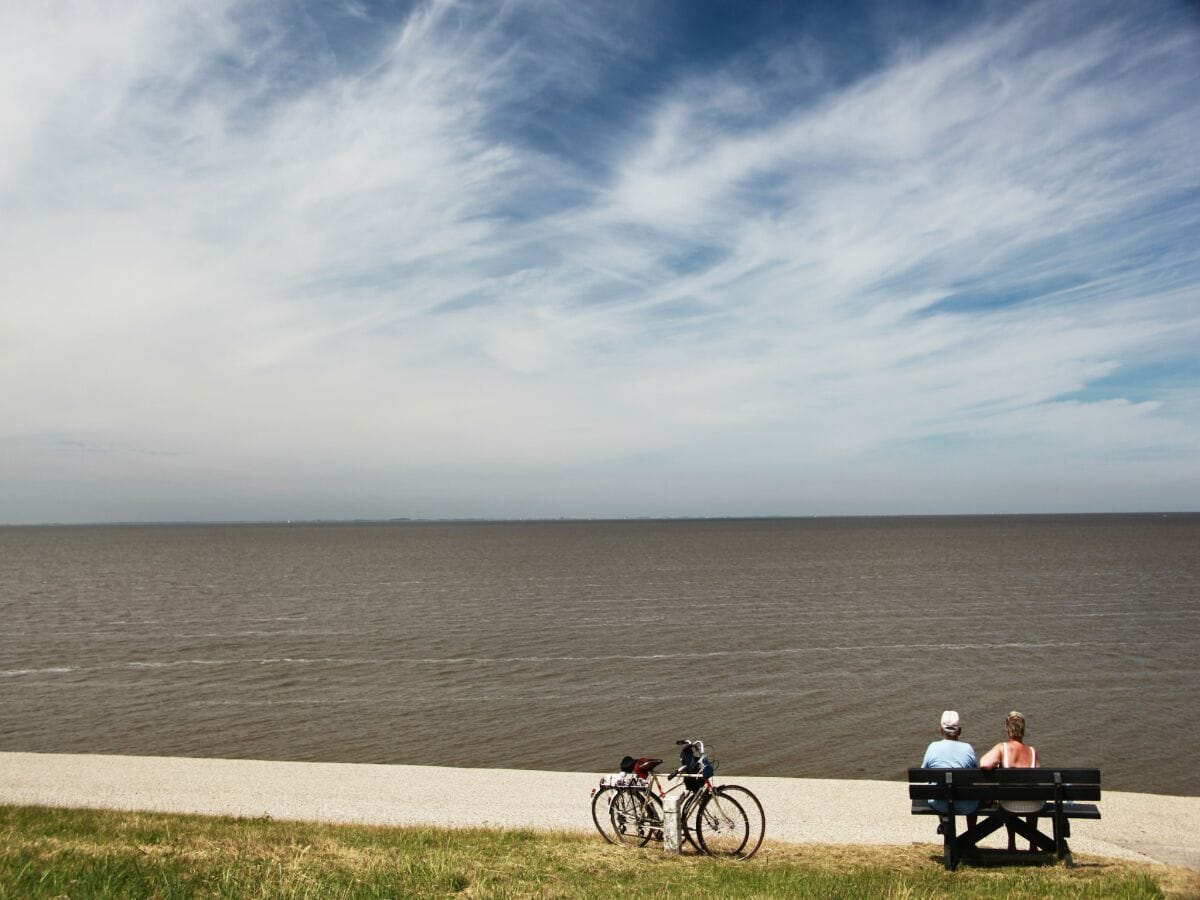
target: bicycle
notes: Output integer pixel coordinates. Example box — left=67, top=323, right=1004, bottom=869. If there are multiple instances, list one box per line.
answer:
left=591, top=740, right=766, bottom=859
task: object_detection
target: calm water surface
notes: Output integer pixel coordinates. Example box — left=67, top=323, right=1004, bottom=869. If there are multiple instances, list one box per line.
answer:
left=1, top=516, right=1196, bottom=794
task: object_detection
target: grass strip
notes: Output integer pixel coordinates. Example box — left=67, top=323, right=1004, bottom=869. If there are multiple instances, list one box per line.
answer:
left=1, top=804, right=1196, bottom=898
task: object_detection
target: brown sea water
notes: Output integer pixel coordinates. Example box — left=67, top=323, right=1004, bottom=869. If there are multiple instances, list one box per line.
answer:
left=1, top=516, right=1196, bottom=795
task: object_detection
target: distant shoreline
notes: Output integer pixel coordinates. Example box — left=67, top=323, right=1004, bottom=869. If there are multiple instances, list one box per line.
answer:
left=4, top=511, right=1198, bottom=528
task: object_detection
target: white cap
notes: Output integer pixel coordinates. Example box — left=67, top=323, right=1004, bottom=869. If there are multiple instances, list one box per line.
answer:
left=940, top=710, right=961, bottom=733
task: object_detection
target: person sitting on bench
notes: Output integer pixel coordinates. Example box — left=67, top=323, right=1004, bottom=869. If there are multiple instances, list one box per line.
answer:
left=921, top=710, right=979, bottom=829
left=980, top=710, right=1041, bottom=851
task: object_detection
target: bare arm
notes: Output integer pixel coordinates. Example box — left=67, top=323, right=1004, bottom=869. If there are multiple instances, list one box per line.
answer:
left=979, top=742, right=1003, bottom=769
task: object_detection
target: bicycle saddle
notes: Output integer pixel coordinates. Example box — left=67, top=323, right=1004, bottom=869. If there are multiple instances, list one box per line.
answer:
left=633, top=757, right=664, bottom=777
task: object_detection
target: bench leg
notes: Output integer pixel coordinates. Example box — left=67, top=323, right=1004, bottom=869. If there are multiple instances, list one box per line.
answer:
left=1051, top=814, right=1075, bottom=867
left=1006, top=814, right=1039, bottom=852
left=1002, top=813, right=1080, bottom=866
left=940, top=815, right=956, bottom=870
left=942, top=814, right=1005, bottom=870
left=1006, top=815, right=1054, bottom=853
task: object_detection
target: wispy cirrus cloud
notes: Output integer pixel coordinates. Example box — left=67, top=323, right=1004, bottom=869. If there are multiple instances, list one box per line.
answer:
left=0, top=0, right=1197, bottom=522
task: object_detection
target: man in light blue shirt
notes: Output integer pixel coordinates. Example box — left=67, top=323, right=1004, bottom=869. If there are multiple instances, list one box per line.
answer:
left=922, top=710, right=980, bottom=818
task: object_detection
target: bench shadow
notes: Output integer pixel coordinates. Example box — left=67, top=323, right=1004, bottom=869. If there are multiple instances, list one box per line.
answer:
left=924, top=849, right=1086, bottom=869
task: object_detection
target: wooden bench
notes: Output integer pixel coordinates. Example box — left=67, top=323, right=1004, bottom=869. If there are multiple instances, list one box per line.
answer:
left=908, top=767, right=1101, bottom=870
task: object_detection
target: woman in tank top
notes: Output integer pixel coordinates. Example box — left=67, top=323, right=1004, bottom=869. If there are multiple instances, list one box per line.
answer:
left=979, top=710, right=1041, bottom=851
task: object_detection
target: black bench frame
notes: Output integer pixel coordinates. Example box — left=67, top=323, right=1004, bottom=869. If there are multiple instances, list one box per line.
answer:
left=908, top=767, right=1101, bottom=870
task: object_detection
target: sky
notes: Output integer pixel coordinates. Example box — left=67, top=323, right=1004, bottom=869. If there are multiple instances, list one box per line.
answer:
left=1, top=0, right=1198, bottom=524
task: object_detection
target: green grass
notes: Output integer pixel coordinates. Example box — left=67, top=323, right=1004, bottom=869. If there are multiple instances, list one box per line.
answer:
left=1, top=805, right=1195, bottom=898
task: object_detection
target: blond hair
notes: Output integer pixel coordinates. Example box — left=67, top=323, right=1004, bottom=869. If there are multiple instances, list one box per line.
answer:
left=1005, top=711, right=1026, bottom=741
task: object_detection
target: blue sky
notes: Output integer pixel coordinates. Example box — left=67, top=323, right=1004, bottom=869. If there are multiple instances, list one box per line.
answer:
left=1, top=0, right=1198, bottom=523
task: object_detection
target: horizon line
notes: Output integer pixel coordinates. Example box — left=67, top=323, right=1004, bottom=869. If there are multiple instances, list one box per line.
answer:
left=3, top=511, right=1197, bottom=528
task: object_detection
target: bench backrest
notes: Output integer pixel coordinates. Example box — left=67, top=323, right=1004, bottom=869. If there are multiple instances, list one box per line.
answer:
left=908, top=768, right=1101, bottom=803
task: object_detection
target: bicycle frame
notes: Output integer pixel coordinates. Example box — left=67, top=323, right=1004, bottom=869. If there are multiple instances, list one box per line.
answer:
left=610, top=768, right=718, bottom=845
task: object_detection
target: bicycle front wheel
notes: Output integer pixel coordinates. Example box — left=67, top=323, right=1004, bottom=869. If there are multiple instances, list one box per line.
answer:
left=590, top=786, right=618, bottom=844
left=707, top=785, right=765, bottom=859
left=680, top=789, right=704, bottom=852
left=610, top=787, right=663, bottom=847
left=696, top=789, right=751, bottom=858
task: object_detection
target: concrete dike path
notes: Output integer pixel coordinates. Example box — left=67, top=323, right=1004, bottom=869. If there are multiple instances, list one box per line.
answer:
left=2, top=752, right=1197, bottom=871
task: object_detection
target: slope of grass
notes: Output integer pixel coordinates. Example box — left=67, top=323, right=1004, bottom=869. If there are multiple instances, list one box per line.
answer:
left=2, top=804, right=1195, bottom=898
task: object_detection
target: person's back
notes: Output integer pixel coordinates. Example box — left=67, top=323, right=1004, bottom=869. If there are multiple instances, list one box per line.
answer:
left=980, top=710, right=1042, bottom=846
left=979, top=710, right=1038, bottom=782
left=922, top=710, right=979, bottom=818
left=997, top=740, right=1036, bottom=769
left=922, top=736, right=978, bottom=769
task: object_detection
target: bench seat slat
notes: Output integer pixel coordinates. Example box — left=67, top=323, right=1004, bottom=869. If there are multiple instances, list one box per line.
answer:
left=908, top=767, right=1100, bottom=786
left=909, top=799, right=1101, bottom=819
left=910, top=785, right=1101, bottom=802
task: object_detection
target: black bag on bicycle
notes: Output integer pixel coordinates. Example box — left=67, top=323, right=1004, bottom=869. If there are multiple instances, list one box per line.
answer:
left=679, top=744, right=714, bottom=791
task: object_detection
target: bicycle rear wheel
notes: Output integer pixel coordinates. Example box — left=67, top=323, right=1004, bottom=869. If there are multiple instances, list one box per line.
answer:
left=696, top=789, right=750, bottom=858
left=591, top=786, right=618, bottom=844
left=707, top=785, right=765, bottom=859
left=610, top=787, right=662, bottom=847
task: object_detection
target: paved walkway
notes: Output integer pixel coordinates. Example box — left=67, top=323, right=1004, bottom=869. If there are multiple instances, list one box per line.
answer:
left=2, top=753, right=1197, bottom=871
